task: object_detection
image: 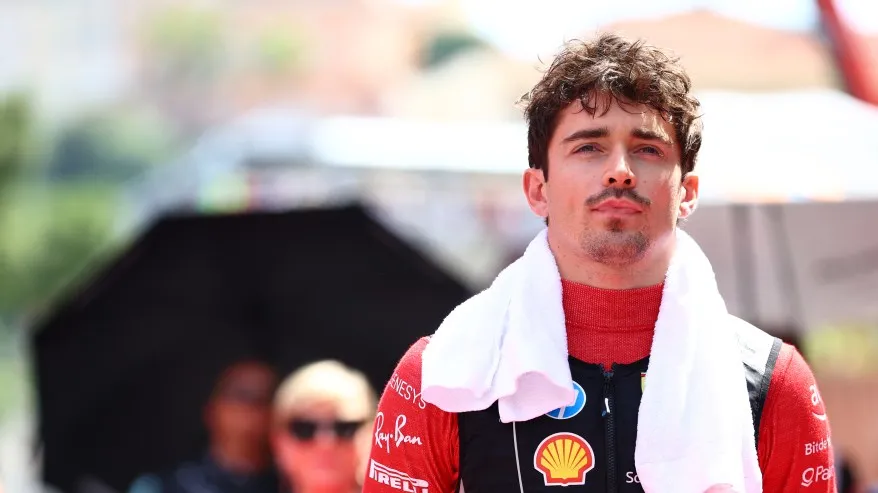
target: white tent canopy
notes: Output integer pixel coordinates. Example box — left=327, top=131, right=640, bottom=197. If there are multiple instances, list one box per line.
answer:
left=695, top=89, right=878, bottom=203
left=306, top=90, right=878, bottom=331
left=310, top=89, right=878, bottom=204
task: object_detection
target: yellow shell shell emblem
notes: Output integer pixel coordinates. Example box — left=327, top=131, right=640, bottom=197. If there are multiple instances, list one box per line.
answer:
left=641, top=371, right=647, bottom=392
left=533, top=432, right=595, bottom=486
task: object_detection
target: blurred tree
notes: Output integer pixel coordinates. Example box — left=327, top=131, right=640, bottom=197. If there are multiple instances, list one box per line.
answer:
left=141, top=6, right=228, bottom=134
left=0, top=94, right=31, bottom=206
left=255, top=27, right=308, bottom=77
left=0, top=185, right=118, bottom=330
left=46, top=107, right=177, bottom=183
left=0, top=94, right=122, bottom=332
left=421, top=31, right=486, bottom=70
left=145, top=6, right=226, bottom=85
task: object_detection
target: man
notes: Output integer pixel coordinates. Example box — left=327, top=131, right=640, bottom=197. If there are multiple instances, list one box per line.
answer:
left=270, top=360, right=376, bottom=493
left=128, top=360, right=281, bottom=493
left=363, top=34, right=835, bottom=492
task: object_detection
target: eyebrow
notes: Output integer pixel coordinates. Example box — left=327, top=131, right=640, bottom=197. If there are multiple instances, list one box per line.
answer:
left=561, top=127, right=609, bottom=143
left=561, top=127, right=673, bottom=146
left=631, top=128, right=674, bottom=146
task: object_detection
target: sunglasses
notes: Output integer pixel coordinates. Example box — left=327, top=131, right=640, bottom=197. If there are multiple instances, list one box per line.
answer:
left=286, top=419, right=364, bottom=442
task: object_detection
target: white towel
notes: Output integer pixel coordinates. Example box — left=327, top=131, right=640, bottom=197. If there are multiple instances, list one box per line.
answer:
left=421, top=228, right=762, bottom=493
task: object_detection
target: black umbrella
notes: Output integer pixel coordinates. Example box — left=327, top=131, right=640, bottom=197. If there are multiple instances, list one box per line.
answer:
left=30, top=203, right=471, bottom=493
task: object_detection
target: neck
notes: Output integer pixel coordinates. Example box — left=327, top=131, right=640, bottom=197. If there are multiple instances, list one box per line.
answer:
left=209, top=440, right=270, bottom=474
left=548, top=231, right=675, bottom=289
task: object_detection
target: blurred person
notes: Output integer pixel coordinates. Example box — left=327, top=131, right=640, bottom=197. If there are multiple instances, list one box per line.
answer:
left=271, top=360, right=375, bottom=493
left=363, top=33, right=835, bottom=492
left=128, top=360, right=280, bottom=493
left=834, top=451, right=858, bottom=493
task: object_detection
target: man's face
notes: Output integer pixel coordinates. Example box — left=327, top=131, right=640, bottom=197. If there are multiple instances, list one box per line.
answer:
left=207, top=363, right=277, bottom=446
left=524, top=96, right=698, bottom=266
left=271, top=401, right=364, bottom=491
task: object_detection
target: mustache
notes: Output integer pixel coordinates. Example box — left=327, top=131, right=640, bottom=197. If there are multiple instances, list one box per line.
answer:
left=585, top=187, right=652, bottom=208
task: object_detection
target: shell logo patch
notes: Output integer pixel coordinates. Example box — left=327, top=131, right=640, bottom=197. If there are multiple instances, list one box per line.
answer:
left=641, top=371, right=647, bottom=392
left=533, top=432, right=595, bottom=486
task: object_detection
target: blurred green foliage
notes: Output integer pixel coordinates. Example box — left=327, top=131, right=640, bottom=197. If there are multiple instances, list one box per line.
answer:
left=0, top=94, right=31, bottom=205
left=47, top=107, right=177, bottom=182
left=256, top=27, right=308, bottom=76
left=421, top=31, right=486, bottom=69
left=0, top=350, right=28, bottom=419
left=145, top=6, right=227, bottom=84
left=805, top=324, right=878, bottom=376
left=0, top=95, right=136, bottom=332
left=0, top=184, right=118, bottom=323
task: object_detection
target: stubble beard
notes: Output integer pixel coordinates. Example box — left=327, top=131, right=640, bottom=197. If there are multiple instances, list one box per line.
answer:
left=581, top=219, right=650, bottom=266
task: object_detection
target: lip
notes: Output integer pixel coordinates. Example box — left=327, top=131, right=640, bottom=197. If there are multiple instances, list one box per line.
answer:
left=591, top=199, right=644, bottom=214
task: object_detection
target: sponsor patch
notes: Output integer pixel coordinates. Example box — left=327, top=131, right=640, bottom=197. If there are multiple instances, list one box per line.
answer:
left=368, top=459, right=429, bottom=492
left=533, top=432, right=595, bottom=486
left=389, top=373, right=426, bottom=409
left=801, top=465, right=833, bottom=487
left=545, top=381, right=586, bottom=420
left=374, top=412, right=422, bottom=454
left=809, top=384, right=827, bottom=421
left=804, top=437, right=831, bottom=456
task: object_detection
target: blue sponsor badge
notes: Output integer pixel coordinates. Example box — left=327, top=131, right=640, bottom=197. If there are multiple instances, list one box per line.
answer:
left=545, top=381, right=586, bottom=419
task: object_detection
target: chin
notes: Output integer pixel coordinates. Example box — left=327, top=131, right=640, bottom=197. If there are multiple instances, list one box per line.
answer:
left=581, top=229, right=651, bottom=265
left=604, top=218, right=630, bottom=233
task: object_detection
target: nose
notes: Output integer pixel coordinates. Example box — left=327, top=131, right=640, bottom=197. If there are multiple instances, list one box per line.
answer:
left=602, top=150, right=637, bottom=188
left=313, top=430, right=339, bottom=449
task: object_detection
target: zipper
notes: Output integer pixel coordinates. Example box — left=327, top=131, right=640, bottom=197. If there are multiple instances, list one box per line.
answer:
left=602, top=366, right=617, bottom=493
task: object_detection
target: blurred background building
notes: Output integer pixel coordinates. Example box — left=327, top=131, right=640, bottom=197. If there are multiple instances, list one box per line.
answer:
left=1, top=0, right=877, bottom=491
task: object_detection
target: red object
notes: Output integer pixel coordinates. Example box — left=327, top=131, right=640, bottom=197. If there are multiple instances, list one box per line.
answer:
left=818, top=0, right=878, bottom=105
left=363, top=282, right=837, bottom=492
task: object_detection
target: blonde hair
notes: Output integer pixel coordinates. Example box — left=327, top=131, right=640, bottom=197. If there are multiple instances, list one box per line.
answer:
left=274, top=360, right=376, bottom=423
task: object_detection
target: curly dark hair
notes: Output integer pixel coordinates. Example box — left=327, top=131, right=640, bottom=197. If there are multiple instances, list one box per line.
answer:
left=519, top=32, right=703, bottom=180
